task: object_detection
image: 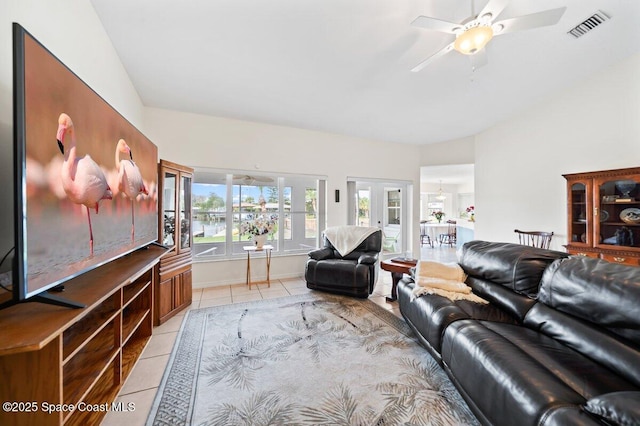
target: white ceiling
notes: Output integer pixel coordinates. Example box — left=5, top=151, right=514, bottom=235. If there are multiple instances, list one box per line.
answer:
left=90, top=0, right=640, bottom=145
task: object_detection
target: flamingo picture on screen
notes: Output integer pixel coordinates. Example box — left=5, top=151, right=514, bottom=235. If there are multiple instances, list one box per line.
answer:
left=115, top=138, right=148, bottom=242
left=56, top=113, right=113, bottom=255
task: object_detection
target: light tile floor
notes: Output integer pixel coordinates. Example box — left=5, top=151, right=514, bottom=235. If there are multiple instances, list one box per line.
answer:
left=102, top=246, right=457, bottom=425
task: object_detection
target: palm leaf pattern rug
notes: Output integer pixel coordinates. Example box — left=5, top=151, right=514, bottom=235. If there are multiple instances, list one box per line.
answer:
left=146, top=292, right=479, bottom=425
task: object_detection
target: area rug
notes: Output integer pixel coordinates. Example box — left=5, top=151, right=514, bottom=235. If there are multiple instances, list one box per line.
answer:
left=146, top=292, right=479, bottom=425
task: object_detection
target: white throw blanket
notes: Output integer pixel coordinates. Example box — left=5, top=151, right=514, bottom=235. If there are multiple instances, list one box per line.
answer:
left=412, top=260, right=488, bottom=304
left=324, top=226, right=379, bottom=257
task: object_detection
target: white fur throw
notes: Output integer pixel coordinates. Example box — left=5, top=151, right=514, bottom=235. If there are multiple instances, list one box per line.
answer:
left=412, top=260, right=488, bottom=304
left=323, top=226, right=379, bottom=257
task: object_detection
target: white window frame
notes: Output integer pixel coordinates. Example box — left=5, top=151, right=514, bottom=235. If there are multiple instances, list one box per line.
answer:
left=192, top=168, right=326, bottom=261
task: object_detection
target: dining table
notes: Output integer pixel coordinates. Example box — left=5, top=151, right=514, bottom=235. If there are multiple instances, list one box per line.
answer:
left=420, top=222, right=450, bottom=246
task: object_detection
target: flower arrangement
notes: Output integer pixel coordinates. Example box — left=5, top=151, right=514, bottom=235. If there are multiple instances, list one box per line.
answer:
left=432, top=211, right=446, bottom=222
left=466, top=205, right=475, bottom=222
left=240, top=215, right=275, bottom=236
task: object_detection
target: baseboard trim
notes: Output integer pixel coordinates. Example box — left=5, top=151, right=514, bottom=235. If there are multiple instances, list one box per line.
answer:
left=193, top=272, right=306, bottom=289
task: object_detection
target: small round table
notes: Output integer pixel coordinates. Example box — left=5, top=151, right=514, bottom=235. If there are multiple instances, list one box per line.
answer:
left=381, top=258, right=417, bottom=302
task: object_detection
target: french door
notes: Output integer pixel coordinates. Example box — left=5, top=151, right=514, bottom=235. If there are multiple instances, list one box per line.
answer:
left=347, top=179, right=409, bottom=257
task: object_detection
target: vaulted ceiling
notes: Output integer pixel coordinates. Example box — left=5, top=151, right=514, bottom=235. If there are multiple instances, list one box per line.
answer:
left=91, top=0, right=640, bottom=145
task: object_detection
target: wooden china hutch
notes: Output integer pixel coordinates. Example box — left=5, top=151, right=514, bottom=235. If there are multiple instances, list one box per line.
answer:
left=564, top=167, right=640, bottom=266
left=156, top=160, right=194, bottom=325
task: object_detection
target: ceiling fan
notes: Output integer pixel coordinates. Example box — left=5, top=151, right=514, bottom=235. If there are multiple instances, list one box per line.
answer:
left=411, top=0, right=567, bottom=72
left=232, top=174, right=274, bottom=185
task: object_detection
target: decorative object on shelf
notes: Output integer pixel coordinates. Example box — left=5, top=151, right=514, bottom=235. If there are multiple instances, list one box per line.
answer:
left=620, top=208, right=640, bottom=224
left=432, top=210, right=446, bottom=223
left=614, top=226, right=634, bottom=246
left=466, top=205, right=475, bottom=222
left=615, top=180, right=636, bottom=201
left=602, top=195, right=619, bottom=203
left=600, top=210, right=609, bottom=222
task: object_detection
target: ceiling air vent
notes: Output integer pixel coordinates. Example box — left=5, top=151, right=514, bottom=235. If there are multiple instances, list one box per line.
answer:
left=568, top=11, right=610, bottom=38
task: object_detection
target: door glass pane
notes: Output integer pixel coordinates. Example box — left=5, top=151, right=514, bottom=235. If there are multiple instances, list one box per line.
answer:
left=387, top=190, right=401, bottom=225
left=180, top=175, right=192, bottom=250
left=570, top=182, right=587, bottom=243
left=357, top=189, right=370, bottom=227
left=598, top=178, right=640, bottom=248
left=383, top=188, right=401, bottom=254
left=162, top=172, right=176, bottom=247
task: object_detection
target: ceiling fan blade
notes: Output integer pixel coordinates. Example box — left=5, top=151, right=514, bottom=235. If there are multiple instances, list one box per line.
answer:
left=411, top=42, right=455, bottom=72
left=495, top=7, right=567, bottom=34
left=411, top=16, right=460, bottom=34
left=478, top=0, right=509, bottom=21
left=470, top=48, right=488, bottom=71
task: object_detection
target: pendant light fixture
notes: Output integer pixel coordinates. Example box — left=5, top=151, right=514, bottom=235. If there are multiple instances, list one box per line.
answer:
left=436, top=180, right=447, bottom=201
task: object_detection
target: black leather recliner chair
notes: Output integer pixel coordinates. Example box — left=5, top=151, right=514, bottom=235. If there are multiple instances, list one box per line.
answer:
left=305, top=230, right=382, bottom=298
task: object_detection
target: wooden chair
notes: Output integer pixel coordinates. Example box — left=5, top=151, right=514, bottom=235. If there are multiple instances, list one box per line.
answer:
left=439, top=220, right=457, bottom=247
left=514, top=229, right=554, bottom=250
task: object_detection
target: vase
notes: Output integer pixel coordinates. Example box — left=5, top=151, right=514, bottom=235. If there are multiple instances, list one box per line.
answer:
left=253, top=234, right=267, bottom=249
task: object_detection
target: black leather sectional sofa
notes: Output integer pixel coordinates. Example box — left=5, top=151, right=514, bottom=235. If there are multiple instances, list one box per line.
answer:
left=397, top=240, right=640, bottom=426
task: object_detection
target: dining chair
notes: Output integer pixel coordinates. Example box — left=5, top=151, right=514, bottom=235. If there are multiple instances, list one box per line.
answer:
left=420, top=221, right=433, bottom=247
left=439, top=220, right=457, bottom=247
left=514, top=229, right=554, bottom=250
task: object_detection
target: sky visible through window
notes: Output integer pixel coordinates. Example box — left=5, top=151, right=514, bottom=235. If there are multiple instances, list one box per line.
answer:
left=193, top=184, right=290, bottom=206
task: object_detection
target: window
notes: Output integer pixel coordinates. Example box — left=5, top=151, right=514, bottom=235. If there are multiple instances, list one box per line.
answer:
left=192, top=170, right=325, bottom=259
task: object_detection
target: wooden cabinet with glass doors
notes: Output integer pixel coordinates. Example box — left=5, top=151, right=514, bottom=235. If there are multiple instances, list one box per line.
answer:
left=564, top=167, right=640, bottom=266
left=156, top=159, right=194, bottom=324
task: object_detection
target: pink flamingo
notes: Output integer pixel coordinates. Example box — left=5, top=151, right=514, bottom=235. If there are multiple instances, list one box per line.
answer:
left=57, top=113, right=113, bottom=255
left=115, top=139, right=148, bottom=241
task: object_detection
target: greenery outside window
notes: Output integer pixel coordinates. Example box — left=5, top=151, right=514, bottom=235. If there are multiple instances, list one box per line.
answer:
left=192, top=170, right=325, bottom=259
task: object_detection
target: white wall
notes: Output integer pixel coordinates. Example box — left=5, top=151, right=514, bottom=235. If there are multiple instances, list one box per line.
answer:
left=420, top=136, right=475, bottom=166
left=143, top=108, right=422, bottom=286
left=0, top=0, right=146, bottom=271
left=474, top=53, right=640, bottom=250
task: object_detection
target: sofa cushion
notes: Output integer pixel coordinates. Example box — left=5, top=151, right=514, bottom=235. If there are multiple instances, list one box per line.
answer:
left=466, top=276, right=538, bottom=322
left=397, top=278, right=517, bottom=362
left=584, top=392, right=640, bottom=426
left=540, top=406, right=603, bottom=426
left=441, top=320, right=588, bottom=426
left=538, top=256, right=640, bottom=343
left=524, top=302, right=640, bottom=388
left=458, top=241, right=569, bottom=297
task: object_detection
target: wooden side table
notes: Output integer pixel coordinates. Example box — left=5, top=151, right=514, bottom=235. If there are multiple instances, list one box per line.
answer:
left=243, top=245, right=274, bottom=289
left=381, top=258, right=417, bottom=302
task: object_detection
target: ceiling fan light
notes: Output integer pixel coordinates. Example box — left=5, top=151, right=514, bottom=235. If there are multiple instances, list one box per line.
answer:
left=454, top=25, right=494, bottom=55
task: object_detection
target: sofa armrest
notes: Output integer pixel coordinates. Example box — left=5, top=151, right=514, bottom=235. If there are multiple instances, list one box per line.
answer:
left=358, top=253, right=378, bottom=265
left=308, top=247, right=333, bottom=261
left=584, top=392, right=640, bottom=426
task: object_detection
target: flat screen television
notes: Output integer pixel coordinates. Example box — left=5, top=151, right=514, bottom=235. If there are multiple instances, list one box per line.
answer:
left=8, top=23, right=159, bottom=308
